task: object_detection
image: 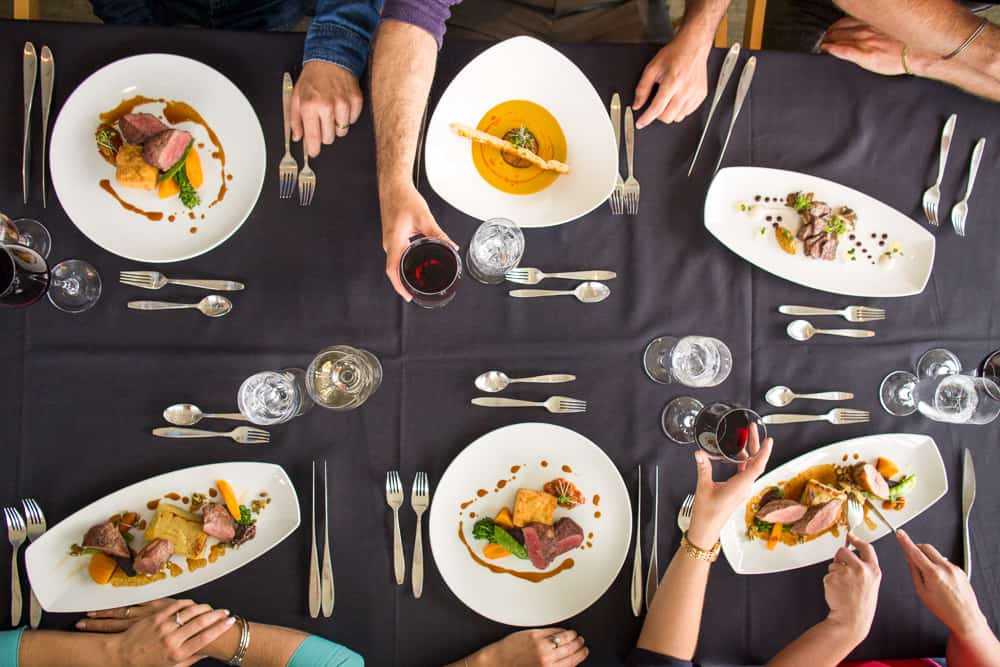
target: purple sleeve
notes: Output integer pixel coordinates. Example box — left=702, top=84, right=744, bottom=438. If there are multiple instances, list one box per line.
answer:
left=381, top=0, right=459, bottom=48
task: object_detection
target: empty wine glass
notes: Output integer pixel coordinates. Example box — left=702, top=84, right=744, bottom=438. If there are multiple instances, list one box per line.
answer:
left=0, top=213, right=51, bottom=258
left=916, top=348, right=961, bottom=378
left=466, top=217, right=524, bottom=285
left=644, top=335, right=733, bottom=387
left=47, top=259, right=102, bottom=313
left=880, top=371, right=1000, bottom=424
left=238, top=368, right=314, bottom=425
left=306, top=345, right=382, bottom=411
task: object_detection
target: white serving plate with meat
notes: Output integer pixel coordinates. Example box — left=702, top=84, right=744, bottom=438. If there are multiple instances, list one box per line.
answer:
left=50, top=54, right=266, bottom=263
left=424, top=36, right=618, bottom=227
left=720, top=433, right=947, bottom=575
left=705, top=167, right=936, bottom=297
left=25, top=462, right=298, bottom=612
left=429, top=423, right=631, bottom=626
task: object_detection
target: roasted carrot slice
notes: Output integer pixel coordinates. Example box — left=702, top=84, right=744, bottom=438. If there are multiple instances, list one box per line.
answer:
left=482, top=543, right=511, bottom=559
left=767, top=522, right=783, bottom=551
left=215, top=480, right=241, bottom=521
left=185, top=149, right=203, bottom=189
left=494, top=507, right=514, bottom=530
left=88, top=552, right=118, bottom=584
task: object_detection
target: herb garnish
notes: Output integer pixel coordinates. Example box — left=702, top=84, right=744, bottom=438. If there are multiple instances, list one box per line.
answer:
left=96, top=128, right=119, bottom=155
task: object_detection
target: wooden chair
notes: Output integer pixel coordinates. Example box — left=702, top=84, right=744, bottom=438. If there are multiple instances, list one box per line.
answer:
left=715, top=0, right=767, bottom=49
left=14, top=0, right=40, bottom=19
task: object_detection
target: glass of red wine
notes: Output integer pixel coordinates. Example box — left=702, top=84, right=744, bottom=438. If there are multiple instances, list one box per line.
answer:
left=0, top=243, right=50, bottom=308
left=661, top=397, right=766, bottom=462
left=399, top=236, right=462, bottom=308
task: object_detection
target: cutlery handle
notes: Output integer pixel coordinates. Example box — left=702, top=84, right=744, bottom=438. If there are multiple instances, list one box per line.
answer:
left=778, top=305, right=840, bottom=317
left=471, top=398, right=543, bottom=408
left=392, top=510, right=405, bottom=585
left=689, top=43, right=740, bottom=177
left=509, top=374, right=576, bottom=384
left=168, top=279, right=245, bottom=291
left=39, top=47, right=53, bottom=208
left=128, top=301, right=196, bottom=311
left=630, top=531, right=642, bottom=617
left=308, top=540, right=320, bottom=618
left=963, top=517, right=972, bottom=579
left=796, top=391, right=855, bottom=401
left=412, top=515, right=424, bottom=599
left=321, top=541, right=334, bottom=616
left=282, top=72, right=293, bottom=153
left=11, top=551, right=22, bottom=626
left=152, top=427, right=228, bottom=439
left=28, top=589, right=40, bottom=629
left=715, top=56, right=757, bottom=175
left=23, top=42, right=36, bottom=205
left=762, top=413, right=824, bottom=424
left=624, top=106, right=635, bottom=179
left=814, top=328, right=875, bottom=338
left=962, top=138, right=985, bottom=201
left=610, top=93, right=621, bottom=160
left=936, top=113, right=957, bottom=185
left=508, top=289, right=573, bottom=298
left=547, top=271, right=617, bottom=281
left=202, top=412, right=249, bottom=422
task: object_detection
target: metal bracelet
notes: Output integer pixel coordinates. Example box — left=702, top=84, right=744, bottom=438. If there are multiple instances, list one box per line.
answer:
left=681, top=532, right=721, bottom=563
left=227, top=615, right=250, bottom=666
left=943, top=18, right=988, bottom=60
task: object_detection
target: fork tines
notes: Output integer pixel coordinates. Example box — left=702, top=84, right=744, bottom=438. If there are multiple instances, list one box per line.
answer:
left=833, top=409, right=870, bottom=424
left=243, top=428, right=271, bottom=444
left=556, top=398, right=588, bottom=414
left=505, top=268, right=530, bottom=281
left=386, top=471, right=403, bottom=498
left=850, top=306, right=886, bottom=322
left=119, top=271, right=157, bottom=288
left=412, top=472, right=429, bottom=503
left=610, top=185, right=624, bottom=215
left=22, top=499, right=44, bottom=528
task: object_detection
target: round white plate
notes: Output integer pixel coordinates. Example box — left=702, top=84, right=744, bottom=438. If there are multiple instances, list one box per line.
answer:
left=425, top=37, right=618, bottom=228
left=429, top=423, right=631, bottom=626
left=50, top=54, right=266, bottom=263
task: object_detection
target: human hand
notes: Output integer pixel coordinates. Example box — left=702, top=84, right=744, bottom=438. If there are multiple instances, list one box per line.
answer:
left=633, top=30, right=711, bottom=128
left=897, top=529, right=989, bottom=638
left=290, top=61, right=363, bottom=158
left=77, top=598, right=235, bottom=667
left=819, top=17, right=909, bottom=76
left=686, top=424, right=773, bottom=549
left=470, top=628, right=588, bottom=667
left=824, top=533, right=882, bottom=640
left=380, top=183, right=456, bottom=301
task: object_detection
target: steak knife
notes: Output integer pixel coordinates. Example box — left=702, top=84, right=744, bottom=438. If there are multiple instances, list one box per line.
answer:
left=962, top=448, right=975, bottom=579
left=39, top=46, right=54, bottom=208
left=23, top=42, right=37, bottom=205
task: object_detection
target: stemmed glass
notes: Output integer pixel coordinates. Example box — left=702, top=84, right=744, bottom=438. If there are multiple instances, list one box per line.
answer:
left=238, top=368, right=315, bottom=425
left=1, top=212, right=51, bottom=258
left=643, top=335, right=733, bottom=387
left=0, top=244, right=101, bottom=313
left=882, top=372, right=1000, bottom=424
left=306, top=345, right=382, bottom=411
left=661, top=398, right=766, bottom=462
left=916, top=348, right=962, bottom=378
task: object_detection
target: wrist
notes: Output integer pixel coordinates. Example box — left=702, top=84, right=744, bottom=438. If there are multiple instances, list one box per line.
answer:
left=203, top=621, right=242, bottom=662
left=465, top=646, right=492, bottom=667
left=907, top=47, right=935, bottom=78
left=949, top=609, right=990, bottom=642
left=826, top=610, right=871, bottom=644
left=685, top=518, right=722, bottom=550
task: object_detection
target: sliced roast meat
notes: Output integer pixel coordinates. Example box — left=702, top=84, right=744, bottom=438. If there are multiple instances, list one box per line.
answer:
left=82, top=521, right=130, bottom=558
left=133, top=538, right=174, bottom=575
left=791, top=499, right=844, bottom=536
left=758, top=487, right=783, bottom=508
left=808, top=201, right=833, bottom=220
left=756, top=499, right=809, bottom=524
left=118, top=113, right=169, bottom=144
left=819, top=236, right=839, bottom=261
left=521, top=523, right=555, bottom=570
left=201, top=503, right=236, bottom=542
left=231, top=523, right=256, bottom=547
left=143, top=129, right=193, bottom=171
left=805, top=235, right=825, bottom=258
left=552, top=517, right=584, bottom=554
left=852, top=462, right=891, bottom=500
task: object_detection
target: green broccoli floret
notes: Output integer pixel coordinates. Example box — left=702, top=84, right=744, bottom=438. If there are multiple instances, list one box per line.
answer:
left=175, top=168, right=200, bottom=209
left=471, top=518, right=528, bottom=559
left=472, top=517, right=496, bottom=541
left=237, top=505, right=255, bottom=526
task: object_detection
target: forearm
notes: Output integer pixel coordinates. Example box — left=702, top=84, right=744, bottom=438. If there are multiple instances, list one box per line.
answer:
left=371, top=20, right=438, bottom=197
left=89, top=0, right=153, bottom=23
left=766, top=617, right=865, bottom=667
left=676, top=0, right=731, bottom=45
left=203, top=621, right=309, bottom=666
left=946, top=615, right=1000, bottom=667
left=911, top=48, right=1000, bottom=101
left=18, top=631, right=115, bottom=667
left=636, top=545, right=712, bottom=660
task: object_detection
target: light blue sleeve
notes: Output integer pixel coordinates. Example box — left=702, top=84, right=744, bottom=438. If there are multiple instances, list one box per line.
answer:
left=287, top=635, right=364, bottom=667
left=0, top=628, right=26, bottom=667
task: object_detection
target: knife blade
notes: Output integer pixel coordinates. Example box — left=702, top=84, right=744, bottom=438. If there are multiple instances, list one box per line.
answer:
left=714, top=55, right=757, bottom=176
left=23, top=42, right=37, bottom=205
left=962, top=448, right=975, bottom=579
left=864, top=499, right=898, bottom=533
left=689, top=42, right=740, bottom=178
left=39, top=46, right=54, bottom=208
left=644, top=465, right=659, bottom=611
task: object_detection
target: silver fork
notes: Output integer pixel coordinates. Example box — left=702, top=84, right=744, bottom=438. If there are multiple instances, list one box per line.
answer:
left=623, top=106, right=640, bottom=215
left=279, top=72, right=297, bottom=199
left=778, top=305, right=886, bottom=323
left=762, top=409, right=870, bottom=426
left=677, top=494, right=694, bottom=533
left=386, top=471, right=405, bottom=585
left=470, top=396, right=587, bottom=414
left=298, top=152, right=316, bottom=206
left=4, top=507, right=26, bottom=627
left=505, top=268, right=617, bottom=285
left=321, top=461, right=334, bottom=617
left=21, top=499, right=45, bottom=628
left=411, top=472, right=430, bottom=599
left=120, top=270, right=244, bottom=291
left=845, top=497, right=863, bottom=547
left=950, top=137, right=985, bottom=237
left=151, top=426, right=270, bottom=444
left=923, top=113, right=956, bottom=226
left=645, top=465, right=659, bottom=611
left=609, top=93, right=624, bottom=215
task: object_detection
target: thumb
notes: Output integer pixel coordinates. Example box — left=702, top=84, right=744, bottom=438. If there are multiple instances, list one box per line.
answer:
left=694, top=450, right=714, bottom=489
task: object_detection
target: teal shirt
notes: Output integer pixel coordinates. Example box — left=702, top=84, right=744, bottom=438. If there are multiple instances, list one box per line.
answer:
left=0, top=629, right=360, bottom=667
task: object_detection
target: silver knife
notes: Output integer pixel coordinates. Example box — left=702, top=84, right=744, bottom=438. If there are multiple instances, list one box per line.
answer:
left=308, top=461, right=321, bottom=618
left=645, top=465, right=659, bottom=611
left=865, top=499, right=898, bottom=533
left=630, top=465, right=642, bottom=617
left=714, top=56, right=757, bottom=175
left=321, top=460, right=335, bottom=617
left=39, top=46, right=54, bottom=208
left=689, top=42, right=740, bottom=178
left=23, top=42, right=37, bottom=205
left=962, top=448, right=975, bottom=579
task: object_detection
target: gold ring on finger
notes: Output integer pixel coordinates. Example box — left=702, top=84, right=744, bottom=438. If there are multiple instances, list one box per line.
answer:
left=336, top=123, right=350, bottom=131
left=175, top=611, right=184, bottom=627
left=124, top=606, right=132, bottom=618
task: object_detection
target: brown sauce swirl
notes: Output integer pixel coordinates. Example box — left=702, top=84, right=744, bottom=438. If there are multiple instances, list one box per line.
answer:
left=458, top=522, right=574, bottom=583
left=99, top=180, right=163, bottom=221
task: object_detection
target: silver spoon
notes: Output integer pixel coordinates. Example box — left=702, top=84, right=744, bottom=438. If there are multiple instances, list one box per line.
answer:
left=786, top=319, right=874, bottom=341
left=508, top=281, right=611, bottom=303
left=765, top=385, right=855, bottom=407
left=474, top=371, right=577, bottom=393
left=163, top=403, right=249, bottom=426
left=127, top=294, right=233, bottom=318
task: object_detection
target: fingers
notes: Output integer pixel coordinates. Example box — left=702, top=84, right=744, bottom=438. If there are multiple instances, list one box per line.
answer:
left=694, top=449, right=714, bottom=491
left=905, top=557, right=926, bottom=590
left=820, top=43, right=864, bottom=64
left=157, top=598, right=198, bottom=623
left=76, top=617, right=132, bottom=632
left=848, top=532, right=879, bottom=566
left=897, top=529, right=934, bottom=572
left=302, top=106, right=324, bottom=158
left=176, top=603, right=216, bottom=626
left=559, top=646, right=590, bottom=666
left=347, top=91, right=363, bottom=124
left=385, top=247, right=411, bottom=302
left=633, top=65, right=659, bottom=110
left=333, top=100, right=352, bottom=138
left=636, top=79, right=677, bottom=129
left=545, top=629, right=577, bottom=646
left=289, top=91, right=304, bottom=143
left=833, top=544, right=863, bottom=568
left=916, top=542, right=953, bottom=569
left=175, top=608, right=231, bottom=642
left=554, top=636, right=588, bottom=663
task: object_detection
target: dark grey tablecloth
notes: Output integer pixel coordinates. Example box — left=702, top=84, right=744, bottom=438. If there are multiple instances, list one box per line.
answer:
left=1, top=19, right=998, bottom=667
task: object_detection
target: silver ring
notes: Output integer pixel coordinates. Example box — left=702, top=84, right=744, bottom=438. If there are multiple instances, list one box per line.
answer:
left=175, top=611, right=184, bottom=627
left=550, top=635, right=561, bottom=647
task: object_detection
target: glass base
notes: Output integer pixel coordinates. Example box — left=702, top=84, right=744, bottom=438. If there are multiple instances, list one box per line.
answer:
left=643, top=336, right=677, bottom=384
left=11, top=219, right=52, bottom=259
left=880, top=370, right=917, bottom=416
left=916, top=348, right=961, bottom=379
left=47, top=259, right=101, bottom=313
left=661, top=396, right=704, bottom=444
left=465, top=255, right=506, bottom=285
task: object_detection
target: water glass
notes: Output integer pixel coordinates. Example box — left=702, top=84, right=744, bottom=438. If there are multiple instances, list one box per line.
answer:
left=880, top=370, right=1000, bottom=424
left=306, top=345, right=383, bottom=411
left=466, top=217, right=524, bottom=285
left=238, top=368, right=314, bottom=425
left=916, top=348, right=961, bottom=378
left=643, top=335, right=733, bottom=387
